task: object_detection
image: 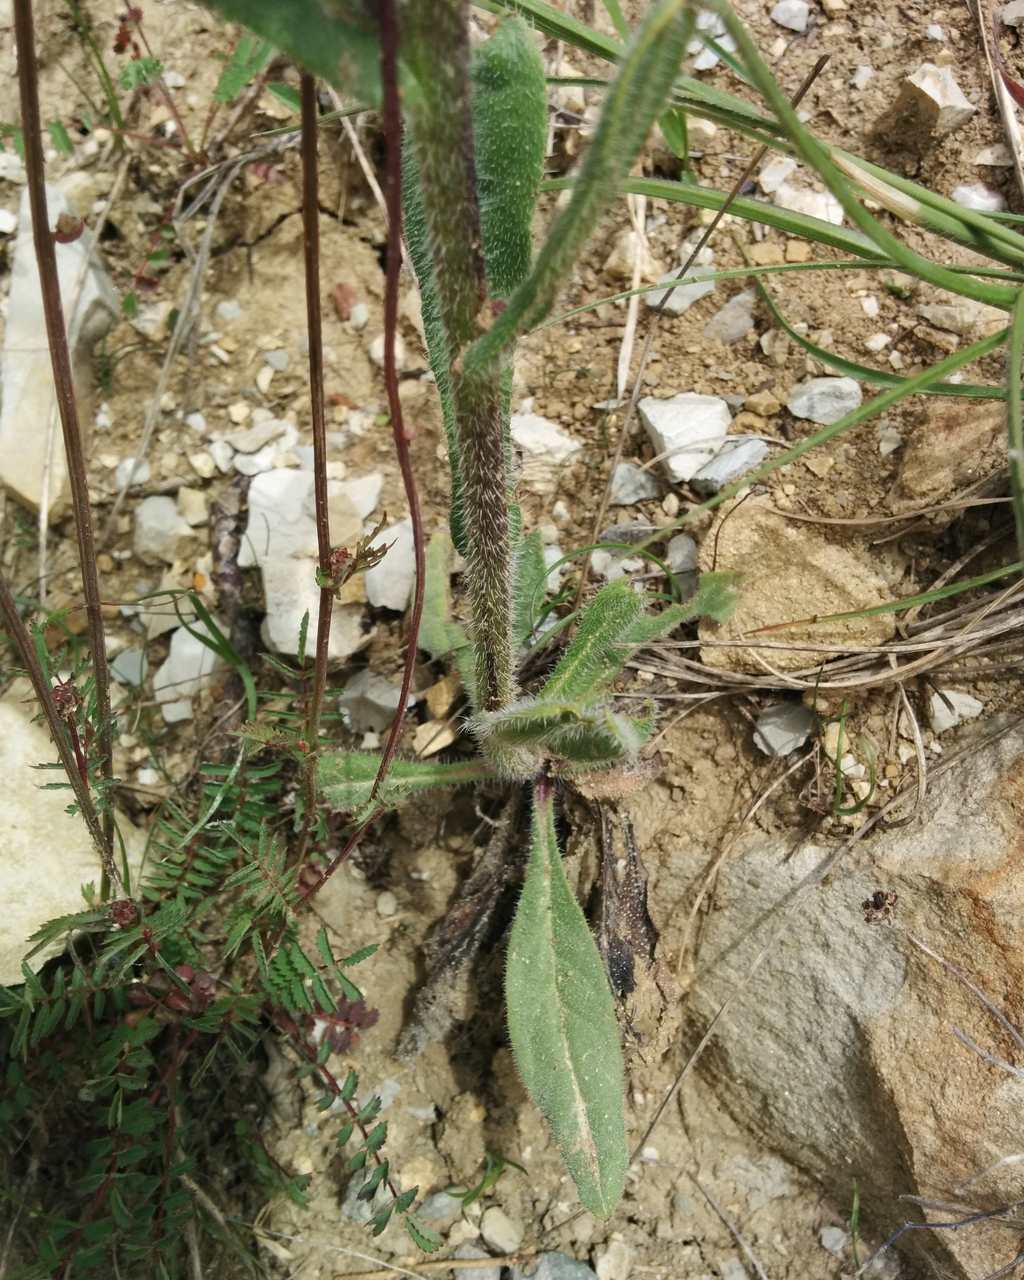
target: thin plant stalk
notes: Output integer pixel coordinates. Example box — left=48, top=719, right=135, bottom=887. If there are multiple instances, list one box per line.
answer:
left=14, top=0, right=115, bottom=876
left=1006, top=287, right=1024, bottom=559
left=125, top=9, right=200, bottom=164
left=63, top=0, right=125, bottom=133
left=0, top=572, right=120, bottom=890
left=299, top=0, right=429, bottom=894
left=298, top=72, right=333, bottom=852
left=403, top=0, right=515, bottom=712
left=370, top=0, right=428, bottom=799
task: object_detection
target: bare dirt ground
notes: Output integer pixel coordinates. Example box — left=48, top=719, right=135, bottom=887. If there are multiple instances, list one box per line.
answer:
left=2, top=0, right=1024, bottom=1277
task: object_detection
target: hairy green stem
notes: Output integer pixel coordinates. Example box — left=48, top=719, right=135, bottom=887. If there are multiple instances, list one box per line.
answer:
left=403, top=0, right=514, bottom=711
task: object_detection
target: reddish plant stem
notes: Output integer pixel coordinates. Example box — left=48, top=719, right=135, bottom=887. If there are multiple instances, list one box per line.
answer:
left=127, top=12, right=200, bottom=164
left=272, top=1008, right=403, bottom=1199
left=298, top=809, right=376, bottom=903
left=13, top=0, right=116, bottom=881
left=370, top=0, right=426, bottom=802
left=298, top=71, right=334, bottom=857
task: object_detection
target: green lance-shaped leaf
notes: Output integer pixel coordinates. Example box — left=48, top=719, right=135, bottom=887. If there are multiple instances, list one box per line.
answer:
left=541, top=580, right=646, bottom=704
left=620, top=570, right=740, bottom=646
left=513, top=528, right=549, bottom=650
left=197, top=0, right=381, bottom=105
left=506, top=779, right=627, bottom=1218
left=318, top=752, right=493, bottom=813
left=403, top=144, right=467, bottom=553
left=465, top=0, right=695, bottom=374
left=472, top=17, right=547, bottom=299
left=477, top=696, right=652, bottom=775
left=418, top=530, right=467, bottom=660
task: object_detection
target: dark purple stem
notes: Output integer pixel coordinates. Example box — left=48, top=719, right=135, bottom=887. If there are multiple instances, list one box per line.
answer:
left=370, top=0, right=427, bottom=802
left=14, top=0, right=115, bottom=878
left=298, top=71, right=333, bottom=855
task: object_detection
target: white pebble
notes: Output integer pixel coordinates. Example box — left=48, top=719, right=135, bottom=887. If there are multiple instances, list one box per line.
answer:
left=770, top=0, right=809, bottom=31
left=952, top=182, right=1007, bottom=212
left=376, top=891, right=398, bottom=918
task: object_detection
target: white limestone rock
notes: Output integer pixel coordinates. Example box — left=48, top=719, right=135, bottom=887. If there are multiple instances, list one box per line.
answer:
left=0, top=682, right=142, bottom=983
left=691, top=435, right=770, bottom=495
left=365, top=519, right=416, bottom=611
left=152, top=619, right=228, bottom=722
left=0, top=183, right=117, bottom=511
left=952, top=182, right=1007, bottom=212
left=703, top=290, right=756, bottom=344
left=639, top=393, right=731, bottom=482
left=771, top=0, right=809, bottom=31
left=787, top=376, right=862, bottom=425
left=928, top=689, right=984, bottom=734
left=892, top=62, right=976, bottom=139
left=753, top=702, right=817, bottom=756
left=511, top=414, right=582, bottom=494
left=261, top=556, right=366, bottom=659
left=610, top=462, right=660, bottom=505
left=133, top=495, right=193, bottom=565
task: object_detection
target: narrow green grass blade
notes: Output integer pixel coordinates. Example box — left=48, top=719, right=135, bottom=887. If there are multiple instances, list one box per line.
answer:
left=466, top=1, right=695, bottom=373
left=833, top=150, right=1024, bottom=269
left=601, top=0, right=630, bottom=40
left=506, top=780, right=627, bottom=1218
left=1006, top=289, right=1024, bottom=558
left=802, top=560, right=1024, bottom=624
left=753, top=271, right=1004, bottom=400
left=707, top=1, right=1014, bottom=309
left=495, top=0, right=1024, bottom=276
left=612, top=177, right=888, bottom=262
left=476, top=0, right=623, bottom=59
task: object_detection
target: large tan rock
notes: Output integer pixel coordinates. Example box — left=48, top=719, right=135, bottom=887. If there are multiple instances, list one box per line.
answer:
left=698, top=494, right=896, bottom=672
left=685, top=722, right=1024, bottom=1278
left=0, top=682, right=143, bottom=985
left=897, top=402, right=1005, bottom=511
